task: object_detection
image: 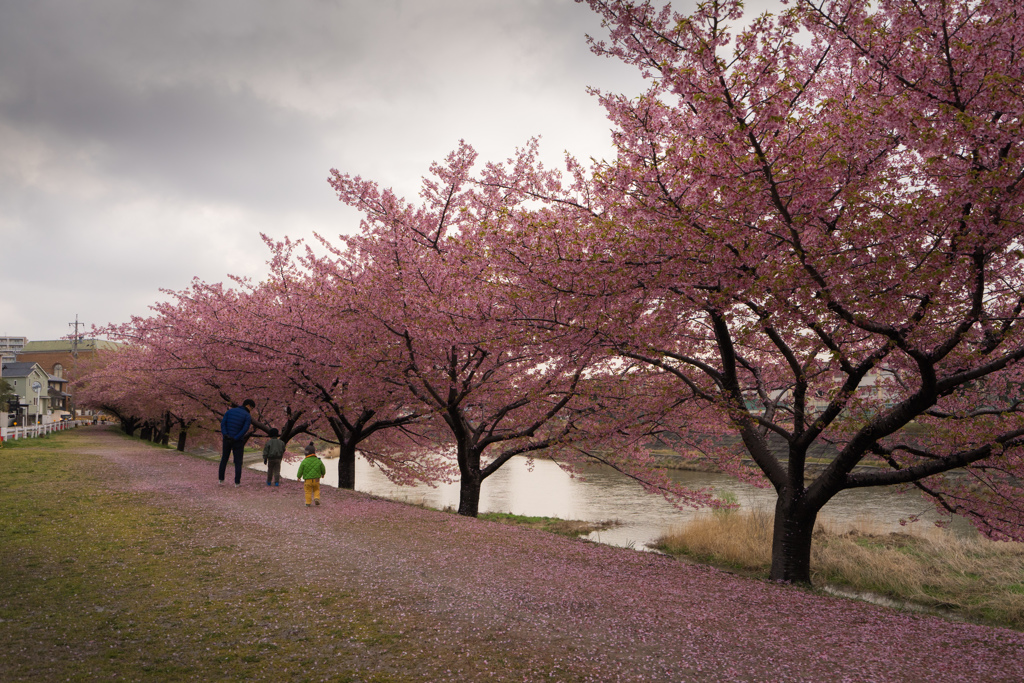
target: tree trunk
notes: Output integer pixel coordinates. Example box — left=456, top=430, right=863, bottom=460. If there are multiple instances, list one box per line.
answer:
left=140, top=425, right=152, bottom=441
left=456, top=442, right=482, bottom=517
left=458, top=474, right=482, bottom=517
left=325, top=417, right=359, bottom=490
left=121, top=417, right=140, bottom=436
left=338, top=440, right=357, bottom=490
left=176, top=429, right=188, bottom=452
left=160, top=412, right=171, bottom=446
left=769, top=494, right=818, bottom=584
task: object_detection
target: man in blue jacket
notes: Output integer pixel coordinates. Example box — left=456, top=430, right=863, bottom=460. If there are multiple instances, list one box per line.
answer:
left=219, top=399, right=255, bottom=486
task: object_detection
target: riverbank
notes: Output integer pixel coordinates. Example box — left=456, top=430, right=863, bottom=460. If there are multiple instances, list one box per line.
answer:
left=655, top=509, right=1024, bottom=630
left=3, top=427, right=1023, bottom=681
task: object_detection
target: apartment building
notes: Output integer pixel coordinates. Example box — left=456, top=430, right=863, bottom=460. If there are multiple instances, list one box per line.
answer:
left=0, top=336, right=27, bottom=364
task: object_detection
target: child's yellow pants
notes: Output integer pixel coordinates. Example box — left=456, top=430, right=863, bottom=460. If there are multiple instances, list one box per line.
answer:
left=303, top=479, right=319, bottom=505
left=304, top=478, right=320, bottom=505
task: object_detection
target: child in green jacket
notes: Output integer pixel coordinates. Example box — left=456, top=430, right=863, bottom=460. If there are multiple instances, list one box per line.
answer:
left=296, top=442, right=326, bottom=507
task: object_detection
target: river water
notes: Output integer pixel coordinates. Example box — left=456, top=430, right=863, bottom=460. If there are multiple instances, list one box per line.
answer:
left=261, top=454, right=971, bottom=550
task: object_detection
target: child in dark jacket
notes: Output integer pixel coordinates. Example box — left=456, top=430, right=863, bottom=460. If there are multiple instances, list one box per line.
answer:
left=295, top=442, right=326, bottom=507
left=262, top=428, right=286, bottom=487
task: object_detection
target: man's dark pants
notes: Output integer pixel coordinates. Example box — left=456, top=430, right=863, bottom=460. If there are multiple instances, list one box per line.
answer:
left=220, top=437, right=245, bottom=484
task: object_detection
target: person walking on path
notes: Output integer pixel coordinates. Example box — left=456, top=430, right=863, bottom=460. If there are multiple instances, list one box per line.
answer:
left=296, top=442, right=326, bottom=507
left=219, top=399, right=255, bottom=486
left=262, top=428, right=286, bottom=487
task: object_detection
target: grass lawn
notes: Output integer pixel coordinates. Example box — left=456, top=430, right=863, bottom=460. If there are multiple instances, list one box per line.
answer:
left=0, top=432, right=456, bottom=682
left=478, top=512, right=618, bottom=538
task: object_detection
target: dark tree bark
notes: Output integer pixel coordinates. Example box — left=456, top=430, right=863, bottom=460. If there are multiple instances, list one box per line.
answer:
left=121, top=417, right=140, bottom=436
left=770, top=494, right=819, bottom=583
left=457, top=470, right=482, bottom=517
left=97, top=404, right=141, bottom=436
left=325, top=415, right=369, bottom=491
left=172, top=416, right=195, bottom=452
left=338, top=440, right=357, bottom=490
left=159, top=412, right=172, bottom=446
left=455, top=438, right=483, bottom=517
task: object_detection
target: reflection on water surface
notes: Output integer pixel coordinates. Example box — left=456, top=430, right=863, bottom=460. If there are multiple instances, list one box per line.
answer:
left=258, top=454, right=969, bottom=550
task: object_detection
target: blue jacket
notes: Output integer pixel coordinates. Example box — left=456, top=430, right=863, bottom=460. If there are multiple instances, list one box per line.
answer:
left=220, top=406, right=252, bottom=441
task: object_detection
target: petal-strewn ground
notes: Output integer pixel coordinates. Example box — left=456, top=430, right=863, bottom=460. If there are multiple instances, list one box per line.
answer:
left=4, top=426, right=1023, bottom=682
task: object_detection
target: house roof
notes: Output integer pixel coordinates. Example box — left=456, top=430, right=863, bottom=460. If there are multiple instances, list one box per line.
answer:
left=1, top=362, right=45, bottom=378
left=20, top=339, right=120, bottom=353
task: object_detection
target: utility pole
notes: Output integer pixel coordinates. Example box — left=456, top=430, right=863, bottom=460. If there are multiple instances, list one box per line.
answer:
left=68, top=314, right=84, bottom=359
left=68, top=314, right=84, bottom=418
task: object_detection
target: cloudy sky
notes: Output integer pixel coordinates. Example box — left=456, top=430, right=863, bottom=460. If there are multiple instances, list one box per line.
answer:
left=1, top=0, right=780, bottom=342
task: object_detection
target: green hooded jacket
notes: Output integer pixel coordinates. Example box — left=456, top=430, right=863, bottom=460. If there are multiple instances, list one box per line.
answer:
left=296, top=454, right=326, bottom=480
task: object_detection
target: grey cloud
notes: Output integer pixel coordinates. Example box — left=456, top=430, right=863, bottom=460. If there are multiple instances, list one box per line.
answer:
left=5, top=75, right=334, bottom=208
left=1, top=0, right=777, bottom=340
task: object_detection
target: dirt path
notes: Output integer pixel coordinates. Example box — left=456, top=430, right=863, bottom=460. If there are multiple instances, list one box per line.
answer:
left=67, top=427, right=1024, bottom=681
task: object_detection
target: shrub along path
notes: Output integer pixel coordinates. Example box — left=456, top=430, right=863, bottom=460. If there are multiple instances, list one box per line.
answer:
left=2, top=426, right=1023, bottom=682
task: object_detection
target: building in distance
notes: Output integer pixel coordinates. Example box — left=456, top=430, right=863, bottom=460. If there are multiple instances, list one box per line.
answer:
left=16, top=339, right=119, bottom=416
left=0, top=336, right=28, bottom=364
left=1, top=361, right=54, bottom=425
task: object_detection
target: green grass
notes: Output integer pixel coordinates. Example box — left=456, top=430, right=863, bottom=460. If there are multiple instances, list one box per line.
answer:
left=0, top=431, right=502, bottom=681
left=478, top=512, right=619, bottom=538
left=0, top=429, right=619, bottom=682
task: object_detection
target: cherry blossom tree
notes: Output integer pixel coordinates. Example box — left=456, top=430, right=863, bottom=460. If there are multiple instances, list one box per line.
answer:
left=327, top=145, right=624, bottom=517
left=237, top=237, right=436, bottom=489
left=97, top=281, right=320, bottom=449
left=74, top=346, right=156, bottom=437
left=89, top=236, right=445, bottom=489
left=480, top=0, right=1024, bottom=582
left=73, top=344, right=201, bottom=447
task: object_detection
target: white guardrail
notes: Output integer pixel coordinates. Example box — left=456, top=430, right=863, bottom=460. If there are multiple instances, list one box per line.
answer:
left=0, top=420, right=90, bottom=443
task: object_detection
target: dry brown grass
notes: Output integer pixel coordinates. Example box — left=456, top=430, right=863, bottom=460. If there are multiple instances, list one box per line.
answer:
left=655, top=509, right=1024, bottom=629
left=655, top=507, right=775, bottom=571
